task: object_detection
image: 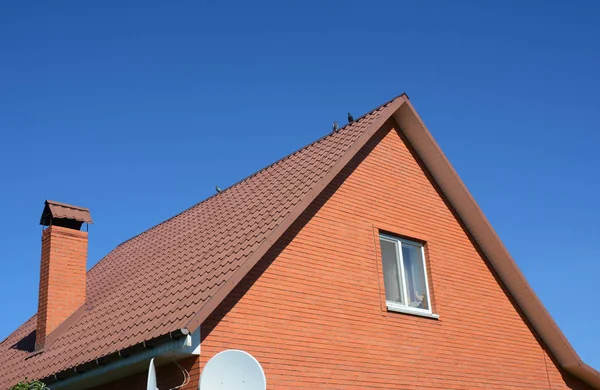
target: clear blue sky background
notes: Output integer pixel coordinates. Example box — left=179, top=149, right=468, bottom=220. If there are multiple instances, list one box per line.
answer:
left=1, top=0, right=598, bottom=371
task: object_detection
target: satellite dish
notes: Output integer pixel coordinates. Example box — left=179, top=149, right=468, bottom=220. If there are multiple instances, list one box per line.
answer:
left=199, top=349, right=266, bottom=390
left=147, top=357, right=158, bottom=390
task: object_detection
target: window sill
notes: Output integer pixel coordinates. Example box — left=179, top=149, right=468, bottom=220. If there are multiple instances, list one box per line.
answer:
left=386, top=303, right=439, bottom=319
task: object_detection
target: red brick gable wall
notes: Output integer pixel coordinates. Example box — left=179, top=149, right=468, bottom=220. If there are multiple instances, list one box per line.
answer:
left=198, top=122, right=591, bottom=389
left=91, top=121, right=591, bottom=389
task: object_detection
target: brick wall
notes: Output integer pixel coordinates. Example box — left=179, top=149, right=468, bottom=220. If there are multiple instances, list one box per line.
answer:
left=197, top=122, right=592, bottom=389
left=91, top=121, right=592, bottom=389
left=36, top=225, right=87, bottom=349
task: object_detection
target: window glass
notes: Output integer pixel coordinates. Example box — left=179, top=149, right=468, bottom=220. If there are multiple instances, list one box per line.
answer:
left=380, top=239, right=402, bottom=304
left=401, top=244, right=428, bottom=310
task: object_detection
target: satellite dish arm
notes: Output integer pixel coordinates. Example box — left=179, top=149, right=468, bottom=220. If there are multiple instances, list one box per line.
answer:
left=147, top=358, right=159, bottom=390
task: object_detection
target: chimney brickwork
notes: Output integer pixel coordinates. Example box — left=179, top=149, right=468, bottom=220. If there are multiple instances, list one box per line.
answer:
left=36, top=201, right=91, bottom=350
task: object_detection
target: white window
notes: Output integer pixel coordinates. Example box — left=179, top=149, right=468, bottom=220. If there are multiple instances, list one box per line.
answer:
left=380, top=234, right=435, bottom=317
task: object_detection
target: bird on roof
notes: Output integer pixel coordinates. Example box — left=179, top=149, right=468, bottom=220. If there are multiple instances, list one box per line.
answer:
left=348, top=112, right=354, bottom=123
left=215, top=186, right=222, bottom=193
left=332, top=121, right=338, bottom=132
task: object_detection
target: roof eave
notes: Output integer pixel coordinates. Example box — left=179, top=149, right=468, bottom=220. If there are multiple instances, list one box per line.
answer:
left=41, top=328, right=197, bottom=389
left=565, top=362, right=600, bottom=387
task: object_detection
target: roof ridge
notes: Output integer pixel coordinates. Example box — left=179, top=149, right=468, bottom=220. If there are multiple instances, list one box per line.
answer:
left=46, top=200, right=90, bottom=212
left=181, top=95, right=406, bottom=332
left=86, top=95, right=403, bottom=275
left=216, top=94, right=401, bottom=196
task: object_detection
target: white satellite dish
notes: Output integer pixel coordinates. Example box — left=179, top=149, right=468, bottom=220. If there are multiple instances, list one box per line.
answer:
left=147, top=357, right=158, bottom=390
left=199, top=349, right=266, bottom=390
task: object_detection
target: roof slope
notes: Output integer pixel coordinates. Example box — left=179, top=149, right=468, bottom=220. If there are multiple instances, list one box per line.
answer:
left=1, top=94, right=598, bottom=388
left=0, top=98, right=398, bottom=388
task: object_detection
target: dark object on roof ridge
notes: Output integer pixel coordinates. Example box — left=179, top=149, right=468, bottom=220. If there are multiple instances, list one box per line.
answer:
left=39, top=200, right=93, bottom=230
left=229, top=95, right=399, bottom=189
left=94, top=98, right=398, bottom=258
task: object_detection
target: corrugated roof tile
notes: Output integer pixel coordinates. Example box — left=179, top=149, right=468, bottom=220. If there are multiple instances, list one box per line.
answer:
left=39, top=200, right=93, bottom=225
left=0, top=100, right=396, bottom=387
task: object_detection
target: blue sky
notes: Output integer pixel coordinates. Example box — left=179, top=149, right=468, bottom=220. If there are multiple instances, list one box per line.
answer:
left=1, top=0, right=599, bottom=370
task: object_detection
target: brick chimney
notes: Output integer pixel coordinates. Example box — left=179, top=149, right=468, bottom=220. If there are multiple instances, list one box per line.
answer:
left=36, top=200, right=92, bottom=349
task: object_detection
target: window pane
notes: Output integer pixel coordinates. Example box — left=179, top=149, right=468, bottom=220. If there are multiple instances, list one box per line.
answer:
left=380, top=239, right=403, bottom=304
left=401, top=244, right=429, bottom=310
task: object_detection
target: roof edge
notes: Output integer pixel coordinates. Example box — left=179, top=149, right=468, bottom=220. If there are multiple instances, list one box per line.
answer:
left=183, top=95, right=408, bottom=332
left=45, top=200, right=90, bottom=212
left=41, top=328, right=192, bottom=388
left=392, top=99, right=600, bottom=389
left=566, top=362, right=600, bottom=386
left=88, top=94, right=407, bottom=273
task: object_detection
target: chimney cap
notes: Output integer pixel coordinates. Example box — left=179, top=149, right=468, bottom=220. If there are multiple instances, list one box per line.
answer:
left=40, top=200, right=93, bottom=230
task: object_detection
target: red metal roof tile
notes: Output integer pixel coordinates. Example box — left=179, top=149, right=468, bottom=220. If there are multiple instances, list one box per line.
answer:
left=0, top=98, right=397, bottom=387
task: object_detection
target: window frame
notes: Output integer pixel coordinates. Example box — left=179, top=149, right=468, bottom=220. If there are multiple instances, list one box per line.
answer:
left=379, top=234, right=437, bottom=319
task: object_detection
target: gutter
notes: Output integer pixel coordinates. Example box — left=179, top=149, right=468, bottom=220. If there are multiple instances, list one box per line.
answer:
left=43, top=328, right=200, bottom=390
